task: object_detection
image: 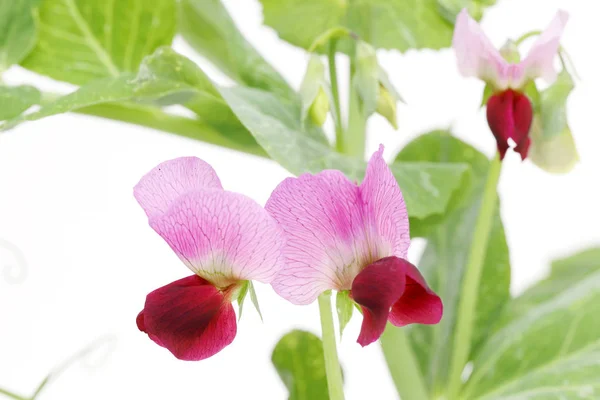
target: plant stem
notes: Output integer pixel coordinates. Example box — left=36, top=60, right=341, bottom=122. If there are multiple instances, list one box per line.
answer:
left=342, top=62, right=367, bottom=158
left=67, top=102, right=268, bottom=158
left=446, top=153, right=503, bottom=399
left=380, top=325, right=429, bottom=400
left=0, top=388, right=27, bottom=400
left=328, top=40, right=345, bottom=153
left=318, top=292, right=345, bottom=400
left=514, top=30, right=541, bottom=46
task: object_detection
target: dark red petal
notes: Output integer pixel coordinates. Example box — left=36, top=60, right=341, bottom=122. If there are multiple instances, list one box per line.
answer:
left=351, top=257, right=406, bottom=347
left=389, top=262, right=442, bottom=327
left=486, top=90, right=533, bottom=160
left=139, top=275, right=237, bottom=361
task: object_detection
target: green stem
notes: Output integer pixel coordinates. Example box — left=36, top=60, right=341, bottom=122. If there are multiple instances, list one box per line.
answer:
left=72, top=102, right=268, bottom=158
left=446, top=153, right=502, bottom=399
left=342, top=62, right=366, bottom=158
left=380, top=325, right=429, bottom=400
left=0, top=388, right=27, bottom=400
left=328, top=40, right=344, bottom=153
left=318, top=292, right=345, bottom=400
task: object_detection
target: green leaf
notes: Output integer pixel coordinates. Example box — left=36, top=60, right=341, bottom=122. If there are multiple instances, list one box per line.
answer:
left=539, top=70, right=574, bottom=140
left=397, top=131, right=510, bottom=396
left=3, top=48, right=261, bottom=155
left=22, top=0, right=176, bottom=85
left=336, top=291, right=354, bottom=338
left=478, top=342, right=600, bottom=400
left=248, top=281, right=263, bottom=321
left=272, top=330, right=329, bottom=400
left=260, top=0, right=495, bottom=52
left=236, top=281, right=250, bottom=321
left=178, top=0, right=295, bottom=101
left=0, top=85, right=40, bottom=121
left=0, top=0, right=40, bottom=70
left=219, top=87, right=468, bottom=220
left=465, top=270, right=600, bottom=398
left=437, top=0, right=496, bottom=24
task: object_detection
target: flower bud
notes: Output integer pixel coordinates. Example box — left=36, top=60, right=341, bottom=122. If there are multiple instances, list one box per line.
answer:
left=309, top=87, right=330, bottom=127
left=376, top=84, right=398, bottom=129
left=499, top=40, right=521, bottom=64
left=299, top=55, right=331, bottom=126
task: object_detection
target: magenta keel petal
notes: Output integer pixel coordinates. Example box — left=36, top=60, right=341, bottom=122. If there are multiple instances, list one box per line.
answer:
left=138, top=275, right=237, bottom=361
left=351, top=257, right=406, bottom=346
left=389, top=262, right=443, bottom=327
left=486, top=90, right=533, bottom=160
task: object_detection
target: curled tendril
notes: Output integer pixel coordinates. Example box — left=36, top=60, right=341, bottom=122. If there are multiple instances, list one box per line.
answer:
left=29, top=336, right=118, bottom=400
left=0, top=239, right=28, bottom=284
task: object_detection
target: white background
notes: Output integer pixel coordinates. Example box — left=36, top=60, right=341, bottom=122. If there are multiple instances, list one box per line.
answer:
left=1, top=0, right=599, bottom=399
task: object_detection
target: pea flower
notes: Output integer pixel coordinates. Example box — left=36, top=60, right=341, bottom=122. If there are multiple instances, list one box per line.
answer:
left=134, top=157, right=284, bottom=360
left=453, top=9, right=568, bottom=160
left=265, top=146, right=443, bottom=346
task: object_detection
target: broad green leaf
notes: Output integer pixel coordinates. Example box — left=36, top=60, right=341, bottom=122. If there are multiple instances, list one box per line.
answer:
left=272, top=330, right=329, bottom=400
left=0, top=85, right=40, bottom=120
left=22, top=0, right=176, bottom=85
left=219, top=87, right=468, bottom=220
left=259, top=0, right=495, bottom=52
left=479, top=342, right=600, bottom=400
left=0, top=0, right=40, bottom=70
left=396, top=131, right=510, bottom=396
left=178, top=0, right=295, bottom=101
left=248, top=281, right=263, bottom=321
left=464, top=270, right=600, bottom=398
left=3, top=48, right=262, bottom=155
left=437, top=0, right=496, bottom=23
left=336, top=291, right=354, bottom=338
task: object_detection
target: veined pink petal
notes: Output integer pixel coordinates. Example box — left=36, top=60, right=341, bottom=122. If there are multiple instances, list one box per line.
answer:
left=351, top=257, right=406, bottom=346
left=266, top=170, right=368, bottom=305
left=150, top=190, right=284, bottom=287
left=137, top=275, right=236, bottom=361
left=360, top=145, right=410, bottom=259
left=389, top=261, right=443, bottom=327
left=452, top=9, right=510, bottom=88
left=134, top=157, right=223, bottom=219
left=516, top=11, right=569, bottom=87
left=266, top=145, right=410, bottom=305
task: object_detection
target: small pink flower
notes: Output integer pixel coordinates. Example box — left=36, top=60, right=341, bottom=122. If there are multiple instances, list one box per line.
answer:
left=265, top=146, right=442, bottom=346
left=134, top=157, right=284, bottom=360
left=453, top=9, right=568, bottom=160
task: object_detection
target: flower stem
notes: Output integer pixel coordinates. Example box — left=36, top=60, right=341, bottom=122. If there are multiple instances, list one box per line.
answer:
left=338, top=61, right=366, bottom=158
left=328, top=40, right=345, bottom=153
left=514, top=30, right=541, bottom=46
left=318, top=292, right=345, bottom=400
left=446, top=153, right=503, bottom=399
left=380, top=324, right=429, bottom=400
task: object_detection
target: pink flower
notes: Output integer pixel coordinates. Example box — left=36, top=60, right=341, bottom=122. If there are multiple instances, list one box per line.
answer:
left=265, top=146, right=443, bottom=346
left=453, top=9, right=568, bottom=160
left=134, top=157, right=284, bottom=360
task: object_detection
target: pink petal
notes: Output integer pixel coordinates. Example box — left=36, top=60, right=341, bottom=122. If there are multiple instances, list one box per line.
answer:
left=134, top=157, right=223, bottom=219
left=452, top=9, right=510, bottom=88
left=137, top=275, right=236, bottom=361
left=486, top=90, right=533, bottom=160
left=266, top=170, right=368, bottom=305
left=517, top=10, right=569, bottom=87
left=360, top=145, right=410, bottom=259
left=389, top=261, right=443, bottom=327
left=351, top=257, right=406, bottom=347
left=266, top=145, right=410, bottom=305
left=150, top=190, right=284, bottom=287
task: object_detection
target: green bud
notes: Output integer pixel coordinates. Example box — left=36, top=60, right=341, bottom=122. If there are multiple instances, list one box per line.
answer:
left=376, top=84, right=398, bottom=129
left=299, top=55, right=331, bottom=126
left=309, top=87, right=330, bottom=126
left=529, top=116, right=579, bottom=174
left=353, top=41, right=379, bottom=116
left=500, top=40, right=521, bottom=63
